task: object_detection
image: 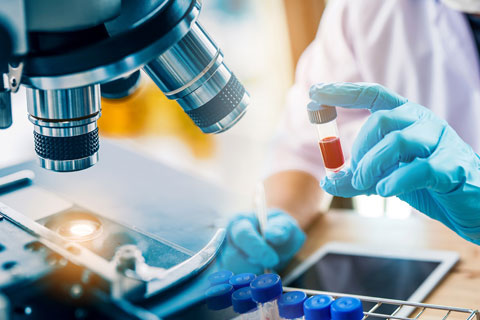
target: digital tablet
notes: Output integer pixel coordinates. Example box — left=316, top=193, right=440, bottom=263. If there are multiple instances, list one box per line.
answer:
left=283, top=242, right=459, bottom=317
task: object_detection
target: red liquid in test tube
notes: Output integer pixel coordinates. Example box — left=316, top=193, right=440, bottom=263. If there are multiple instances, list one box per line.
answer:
left=307, top=102, right=345, bottom=175
left=319, top=136, right=345, bottom=172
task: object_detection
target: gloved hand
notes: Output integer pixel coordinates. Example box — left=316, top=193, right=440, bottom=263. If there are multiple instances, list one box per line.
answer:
left=310, top=82, right=480, bottom=244
left=219, top=210, right=306, bottom=274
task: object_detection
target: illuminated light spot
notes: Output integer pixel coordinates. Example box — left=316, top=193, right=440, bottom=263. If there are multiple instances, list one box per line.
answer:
left=69, top=223, right=96, bottom=237
left=57, top=219, right=102, bottom=242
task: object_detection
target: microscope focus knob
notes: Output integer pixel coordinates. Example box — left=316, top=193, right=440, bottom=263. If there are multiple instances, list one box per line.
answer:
left=33, top=128, right=99, bottom=170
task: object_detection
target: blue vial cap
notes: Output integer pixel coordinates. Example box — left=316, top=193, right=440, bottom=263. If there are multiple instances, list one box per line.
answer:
left=229, top=273, right=256, bottom=290
left=278, top=291, right=308, bottom=319
left=205, top=284, right=234, bottom=310
left=208, top=270, right=234, bottom=286
left=331, top=297, right=363, bottom=320
left=304, top=295, right=334, bottom=320
left=250, top=273, right=282, bottom=303
left=232, top=287, right=257, bottom=314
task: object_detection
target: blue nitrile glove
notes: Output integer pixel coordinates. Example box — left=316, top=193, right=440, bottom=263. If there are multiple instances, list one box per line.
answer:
left=310, top=82, right=480, bottom=245
left=219, top=210, right=306, bottom=274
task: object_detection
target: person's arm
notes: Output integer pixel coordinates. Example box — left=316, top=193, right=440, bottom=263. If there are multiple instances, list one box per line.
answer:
left=223, top=0, right=366, bottom=273
left=264, top=170, right=323, bottom=230
left=261, top=0, right=368, bottom=231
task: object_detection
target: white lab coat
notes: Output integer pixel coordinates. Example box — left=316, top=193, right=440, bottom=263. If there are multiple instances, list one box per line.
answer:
left=268, top=0, right=480, bottom=182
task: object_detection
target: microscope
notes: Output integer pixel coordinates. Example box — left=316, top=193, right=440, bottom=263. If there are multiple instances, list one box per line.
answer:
left=0, top=0, right=249, bottom=172
left=0, top=1, right=249, bottom=319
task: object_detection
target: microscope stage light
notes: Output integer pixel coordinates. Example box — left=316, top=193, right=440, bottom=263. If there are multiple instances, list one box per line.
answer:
left=52, top=216, right=103, bottom=242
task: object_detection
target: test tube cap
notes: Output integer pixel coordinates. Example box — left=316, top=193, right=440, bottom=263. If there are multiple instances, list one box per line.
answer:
left=278, top=291, right=308, bottom=319
left=331, top=297, right=363, bottom=320
left=208, top=270, right=234, bottom=286
left=229, top=273, right=257, bottom=290
left=205, top=283, right=235, bottom=310
left=250, top=273, right=282, bottom=303
left=304, top=295, right=334, bottom=320
left=307, top=102, right=337, bottom=124
left=232, top=287, right=257, bottom=314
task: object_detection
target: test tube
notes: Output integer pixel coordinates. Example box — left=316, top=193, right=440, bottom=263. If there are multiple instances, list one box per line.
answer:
left=303, top=295, right=333, bottom=320
left=330, top=297, right=363, bottom=320
left=307, top=102, right=345, bottom=176
left=250, top=273, right=283, bottom=320
left=208, top=270, right=234, bottom=287
left=232, top=287, right=262, bottom=320
left=230, top=273, right=257, bottom=290
left=278, top=291, right=308, bottom=320
left=205, top=283, right=235, bottom=311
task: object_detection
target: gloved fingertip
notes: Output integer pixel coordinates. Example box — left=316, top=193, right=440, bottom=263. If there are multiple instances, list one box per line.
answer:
left=379, top=178, right=403, bottom=198
left=264, top=251, right=280, bottom=268
left=352, top=167, right=371, bottom=191
left=321, top=169, right=371, bottom=198
left=309, top=83, right=326, bottom=98
left=292, top=229, right=307, bottom=250
left=320, top=177, right=328, bottom=188
left=265, top=225, right=291, bottom=245
left=351, top=169, right=361, bottom=189
left=320, top=177, right=335, bottom=195
left=376, top=180, right=392, bottom=197
left=250, top=246, right=279, bottom=269
left=266, top=209, right=286, bottom=219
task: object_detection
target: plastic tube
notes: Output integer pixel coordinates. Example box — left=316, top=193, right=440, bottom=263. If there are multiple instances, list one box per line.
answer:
left=232, top=287, right=262, bottom=320
left=251, top=274, right=283, bottom=320
left=331, top=297, right=363, bottom=320
left=278, top=291, right=307, bottom=319
left=230, top=273, right=257, bottom=290
left=208, top=270, right=234, bottom=287
left=307, top=102, right=345, bottom=177
left=304, top=295, right=333, bottom=320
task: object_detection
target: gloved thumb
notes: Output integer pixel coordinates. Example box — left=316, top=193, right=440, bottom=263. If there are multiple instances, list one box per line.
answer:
left=320, top=168, right=374, bottom=198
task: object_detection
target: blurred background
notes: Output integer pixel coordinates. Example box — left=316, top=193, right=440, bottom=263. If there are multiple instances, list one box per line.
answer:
left=0, top=0, right=410, bottom=219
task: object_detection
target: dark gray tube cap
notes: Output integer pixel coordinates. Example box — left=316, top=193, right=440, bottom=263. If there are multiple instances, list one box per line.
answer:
left=307, top=101, right=337, bottom=124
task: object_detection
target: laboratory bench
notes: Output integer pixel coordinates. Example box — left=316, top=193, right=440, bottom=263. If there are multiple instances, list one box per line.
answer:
left=288, top=210, right=480, bottom=311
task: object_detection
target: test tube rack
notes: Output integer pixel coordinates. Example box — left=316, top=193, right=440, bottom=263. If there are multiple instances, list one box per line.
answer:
left=283, top=287, right=479, bottom=320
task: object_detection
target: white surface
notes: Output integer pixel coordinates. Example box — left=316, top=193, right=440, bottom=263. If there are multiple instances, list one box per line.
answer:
left=0, top=185, right=74, bottom=220
left=0, top=87, right=35, bottom=169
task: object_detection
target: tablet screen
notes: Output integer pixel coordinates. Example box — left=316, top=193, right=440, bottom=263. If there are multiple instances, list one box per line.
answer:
left=288, top=253, right=440, bottom=314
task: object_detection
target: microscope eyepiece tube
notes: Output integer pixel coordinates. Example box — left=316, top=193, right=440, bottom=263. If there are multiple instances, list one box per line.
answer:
left=26, top=85, right=101, bottom=172
left=144, top=21, right=249, bottom=134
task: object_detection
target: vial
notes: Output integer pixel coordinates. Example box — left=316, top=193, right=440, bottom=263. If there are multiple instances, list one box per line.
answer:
left=278, top=291, right=308, bottom=320
left=208, top=270, right=234, bottom=287
left=304, top=295, right=333, bottom=320
left=307, top=102, right=345, bottom=176
left=331, top=297, right=363, bottom=320
left=230, top=273, right=257, bottom=290
left=232, top=287, right=261, bottom=320
left=205, top=283, right=235, bottom=312
left=250, top=274, right=283, bottom=320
